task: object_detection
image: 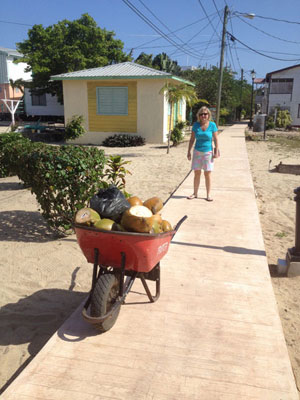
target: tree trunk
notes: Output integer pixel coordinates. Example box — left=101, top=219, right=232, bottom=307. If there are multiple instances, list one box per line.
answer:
left=167, top=105, right=173, bottom=154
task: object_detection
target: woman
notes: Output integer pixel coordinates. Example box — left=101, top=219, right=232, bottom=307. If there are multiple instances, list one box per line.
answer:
left=187, top=106, right=219, bottom=201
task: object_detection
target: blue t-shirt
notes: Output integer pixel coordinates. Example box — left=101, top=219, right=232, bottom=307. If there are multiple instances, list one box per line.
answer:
left=192, top=121, right=218, bottom=152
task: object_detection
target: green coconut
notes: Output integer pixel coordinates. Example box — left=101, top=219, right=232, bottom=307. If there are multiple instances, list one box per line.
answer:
left=75, top=208, right=101, bottom=226
left=94, top=218, right=115, bottom=231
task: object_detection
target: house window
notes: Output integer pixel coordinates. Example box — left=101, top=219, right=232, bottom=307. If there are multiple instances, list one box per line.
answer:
left=31, top=92, right=46, bottom=106
left=270, top=78, right=293, bottom=94
left=96, top=87, right=128, bottom=115
left=298, top=105, right=300, bottom=118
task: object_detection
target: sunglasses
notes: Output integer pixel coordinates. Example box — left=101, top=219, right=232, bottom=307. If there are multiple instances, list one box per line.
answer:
left=199, top=113, right=208, bottom=116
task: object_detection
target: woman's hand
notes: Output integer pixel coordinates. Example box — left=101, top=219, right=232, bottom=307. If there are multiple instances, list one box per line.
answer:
left=187, top=151, right=191, bottom=161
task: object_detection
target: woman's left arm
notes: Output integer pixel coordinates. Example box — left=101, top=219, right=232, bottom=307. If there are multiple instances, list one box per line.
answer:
left=213, top=130, right=219, bottom=157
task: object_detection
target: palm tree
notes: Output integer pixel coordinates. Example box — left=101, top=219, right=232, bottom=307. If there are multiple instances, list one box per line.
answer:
left=160, top=82, right=197, bottom=154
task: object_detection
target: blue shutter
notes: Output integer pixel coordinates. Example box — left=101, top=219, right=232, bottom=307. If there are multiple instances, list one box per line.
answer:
left=96, top=87, right=128, bottom=115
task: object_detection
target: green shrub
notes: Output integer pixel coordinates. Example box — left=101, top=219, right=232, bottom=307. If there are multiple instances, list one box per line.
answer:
left=171, top=121, right=186, bottom=146
left=266, top=115, right=275, bottom=130
left=276, top=110, right=292, bottom=129
left=64, top=115, right=86, bottom=140
left=0, top=132, right=29, bottom=178
left=102, top=134, right=145, bottom=147
left=2, top=140, right=106, bottom=233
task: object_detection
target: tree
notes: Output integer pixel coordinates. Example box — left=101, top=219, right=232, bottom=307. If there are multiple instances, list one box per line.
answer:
left=181, top=66, right=252, bottom=123
left=135, top=52, right=154, bottom=68
left=153, top=53, right=181, bottom=74
left=16, top=14, right=131, bottom=103
left=159, top=82, right=197, bottom=154
left=9, top=78, right=24, bottom=99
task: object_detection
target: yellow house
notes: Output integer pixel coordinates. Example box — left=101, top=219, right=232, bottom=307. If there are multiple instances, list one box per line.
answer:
left=51, top=62, right=194, bottom=144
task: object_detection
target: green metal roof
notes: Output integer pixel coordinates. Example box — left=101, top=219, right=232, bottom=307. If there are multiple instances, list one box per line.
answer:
left=51, top=62, right=195, bottom=86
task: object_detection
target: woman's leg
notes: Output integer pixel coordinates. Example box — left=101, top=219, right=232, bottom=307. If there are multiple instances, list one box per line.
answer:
left=204, top=171, right=212, bottom=200
left=194, top=170, right=201, bottom=196
left=187, top=170, right=201, bottom=199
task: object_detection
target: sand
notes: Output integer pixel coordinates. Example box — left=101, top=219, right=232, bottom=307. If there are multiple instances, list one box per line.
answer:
left=0, top=127, right=300, bottom=394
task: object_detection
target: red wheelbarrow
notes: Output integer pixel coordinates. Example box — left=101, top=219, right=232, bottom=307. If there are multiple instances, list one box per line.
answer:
left=74, top=215, right=187, bottom=333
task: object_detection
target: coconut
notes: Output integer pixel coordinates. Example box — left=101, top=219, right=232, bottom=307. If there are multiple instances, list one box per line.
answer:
left=128, top=196, right=143, bottom=207
left=143, top=197, right=163, bottom=214
left=94, top=218, right=115, bottom=231
left=75, top=208, right=101, bottom=226
left=162, top=220, right=173, bottom=232
left=121, top=205, right=154, bottom=233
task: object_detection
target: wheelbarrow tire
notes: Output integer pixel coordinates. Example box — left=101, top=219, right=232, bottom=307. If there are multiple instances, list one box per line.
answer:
left=90, top=273, right=121, bottom=333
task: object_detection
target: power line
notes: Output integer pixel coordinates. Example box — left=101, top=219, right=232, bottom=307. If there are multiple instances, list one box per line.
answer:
left=136, top=0, right=196, bottom=54
left=235, top=12, right=300, bottom=25
left=236, top=14, right=300, bottom=45
left=132, top=11, right=219, bottom=52
left=228, top=14, right=242, bottom=70
left=121, top=0, right=205, bottom=60
left=198, top=0, right=221, bottom=39
left=0, top=20, right=33, bottom=27
left=169, top=18, right=214, bottom=57
left=228, top=32, right=300, bottom=62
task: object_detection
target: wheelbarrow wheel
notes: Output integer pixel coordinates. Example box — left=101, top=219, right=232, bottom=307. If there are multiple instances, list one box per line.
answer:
left=90, top=273, right=121, bottom=332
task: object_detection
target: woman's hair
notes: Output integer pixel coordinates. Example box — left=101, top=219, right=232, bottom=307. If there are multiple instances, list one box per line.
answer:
left=196, top=106, right=211, bottom=122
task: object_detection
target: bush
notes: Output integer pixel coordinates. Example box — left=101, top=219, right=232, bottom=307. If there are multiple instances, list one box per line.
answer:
left=0, top=132, right=29, bottom=178
left=64, top=115, right=86, bottom=140
left=102, top=134, right=145, bottom=147
left=266, top=115, right=275, bottom=130
left=2, top=139, right=107, bottom=233
left=170, top=121, right=186, bottom=146
left=276, top=110, right=292, bottom=129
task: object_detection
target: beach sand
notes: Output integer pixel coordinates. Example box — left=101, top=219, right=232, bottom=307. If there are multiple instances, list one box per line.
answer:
left=0, top=128, right=300, bottom=394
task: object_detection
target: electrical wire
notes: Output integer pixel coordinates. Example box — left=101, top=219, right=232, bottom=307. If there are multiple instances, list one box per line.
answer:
left=136, top=0, right=196, bottom=54
left=228, top=32, right=300, bottom=62
left=197, top=0, right=221, bottom=39
left=228, top=14, right=242, bottom=70
left=236, top=14, right=300, bottom=45
left=132, top=11, right=220, bottom=52
left=0, top=20, right=33, bottom=27
left=235, top=12, right=300, bottom=25
left=121, top=0, right=208, bottom=60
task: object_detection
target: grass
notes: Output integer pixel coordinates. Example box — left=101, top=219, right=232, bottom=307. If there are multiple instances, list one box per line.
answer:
left=268, top=135, right=300, bottom=150
left=275, top=231, right=288, bottom=238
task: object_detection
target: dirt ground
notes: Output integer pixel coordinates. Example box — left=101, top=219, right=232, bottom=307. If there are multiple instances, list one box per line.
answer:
left=246, top=129, right=300, bottom=394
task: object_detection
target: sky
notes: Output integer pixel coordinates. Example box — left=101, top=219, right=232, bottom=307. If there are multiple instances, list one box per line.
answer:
left=1, top=0, right=300, bottom=83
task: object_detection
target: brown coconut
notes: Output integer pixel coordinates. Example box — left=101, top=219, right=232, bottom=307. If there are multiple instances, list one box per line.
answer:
left=128, top=196, right=143, bottom=207
left=121, top=205, right=155, bottom=233
left=162, top=220, right=173, bottom=232
left=143, top=197, right=164, bottom=214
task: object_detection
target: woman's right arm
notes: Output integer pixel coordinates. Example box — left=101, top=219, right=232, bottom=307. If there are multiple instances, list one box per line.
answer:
left=187, top=131, right=195, bottom=161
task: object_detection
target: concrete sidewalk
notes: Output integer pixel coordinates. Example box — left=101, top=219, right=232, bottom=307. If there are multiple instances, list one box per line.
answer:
left=2, top=124, right=298, bottom=399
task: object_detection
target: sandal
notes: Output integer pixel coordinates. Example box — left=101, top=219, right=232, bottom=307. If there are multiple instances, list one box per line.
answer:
left=206, top=197, right=213, bottom=202
left=187, top=194, right=197, bottom=200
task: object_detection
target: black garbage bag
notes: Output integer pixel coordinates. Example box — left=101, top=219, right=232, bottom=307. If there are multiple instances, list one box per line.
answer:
left=90, top=185, right=130, bottom=222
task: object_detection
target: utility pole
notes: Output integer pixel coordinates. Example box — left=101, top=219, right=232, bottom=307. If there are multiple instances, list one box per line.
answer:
left=216, top=5, right=229, bottom=127
left=239, top=68, right=244, bottom=120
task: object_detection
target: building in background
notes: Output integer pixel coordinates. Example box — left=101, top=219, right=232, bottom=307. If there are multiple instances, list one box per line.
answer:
left=52, top=62, right=194, bottom=144
left=261, top=64, right=300, bottom=127
left=0, top=47, right=31, bottom=114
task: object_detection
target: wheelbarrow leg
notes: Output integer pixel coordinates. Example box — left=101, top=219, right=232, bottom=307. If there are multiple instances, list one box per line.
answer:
left=140, top=264, right=160, bottom=303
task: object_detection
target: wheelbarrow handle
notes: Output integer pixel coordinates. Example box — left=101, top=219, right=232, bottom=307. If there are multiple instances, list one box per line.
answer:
left=172, top=215, right=188, bottom=238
